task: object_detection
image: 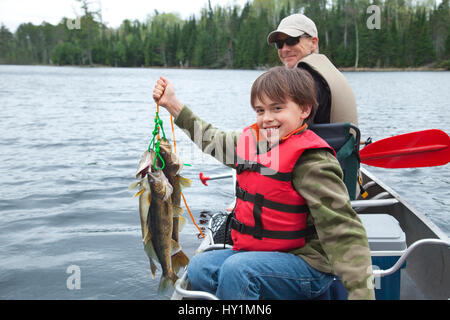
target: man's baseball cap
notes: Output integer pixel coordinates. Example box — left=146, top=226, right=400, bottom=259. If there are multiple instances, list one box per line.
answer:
left=267, top=14, right=318, bottom=44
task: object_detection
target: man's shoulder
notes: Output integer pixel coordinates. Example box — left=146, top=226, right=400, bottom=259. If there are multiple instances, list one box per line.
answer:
left=297, top=53, right=341, bottom=76
left=298, top=53, right=333, bottom=66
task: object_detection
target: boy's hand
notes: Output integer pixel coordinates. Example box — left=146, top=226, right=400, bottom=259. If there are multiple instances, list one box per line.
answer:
left=153, top=76, right=183, bottom=118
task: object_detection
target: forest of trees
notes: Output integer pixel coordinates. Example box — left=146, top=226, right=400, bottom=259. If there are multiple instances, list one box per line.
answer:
left=0, top=0, right=449, bottom=69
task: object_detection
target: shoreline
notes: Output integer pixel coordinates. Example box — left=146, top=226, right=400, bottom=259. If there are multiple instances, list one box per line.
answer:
left=338, top=66, right=448, bottom=72
left=1, top=63, right=448, bottom=72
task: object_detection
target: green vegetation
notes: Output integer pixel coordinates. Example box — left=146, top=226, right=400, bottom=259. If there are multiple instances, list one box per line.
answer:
left=0, top=0, right=449, bottom=69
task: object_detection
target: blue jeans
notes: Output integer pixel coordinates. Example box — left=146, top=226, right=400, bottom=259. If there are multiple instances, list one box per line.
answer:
left=186, top=249, right=335, bottom=300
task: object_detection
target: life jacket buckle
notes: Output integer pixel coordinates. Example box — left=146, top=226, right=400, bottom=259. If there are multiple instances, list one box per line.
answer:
left=235, top=185, right=247, bottom=200
left=236, top=161, right=259, bottom=174
left=231, top=217, right=245, bottom=233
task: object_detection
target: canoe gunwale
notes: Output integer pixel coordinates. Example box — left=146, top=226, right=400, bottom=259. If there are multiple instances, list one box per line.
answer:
left=170, top=167, right=449, bottom=300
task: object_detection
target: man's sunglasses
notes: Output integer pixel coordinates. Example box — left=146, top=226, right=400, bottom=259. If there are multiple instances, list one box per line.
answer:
left=275, top=35, right=310, bottom=49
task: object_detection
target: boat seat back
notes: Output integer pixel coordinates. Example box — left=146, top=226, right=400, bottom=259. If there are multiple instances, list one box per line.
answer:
left=309, top=122, right=361, bottom=200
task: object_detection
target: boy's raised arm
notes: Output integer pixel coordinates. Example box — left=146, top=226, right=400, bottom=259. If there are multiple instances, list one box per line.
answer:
left=153, top=76, right=184, bottom=118
left=152, top=76, right=240, bottom=169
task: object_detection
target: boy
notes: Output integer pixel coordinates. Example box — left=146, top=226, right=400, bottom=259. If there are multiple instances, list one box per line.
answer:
left=152, top=67, right=374, bottom=300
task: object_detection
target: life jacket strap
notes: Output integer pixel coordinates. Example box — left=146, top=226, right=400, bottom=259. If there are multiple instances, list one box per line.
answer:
left=252, top=193, right=264, bottom=239
left=230, top=217, right=316, bottom=240
left=235, top=185, right=309, bottom=214
left=235, top=158, right=292, bottom=181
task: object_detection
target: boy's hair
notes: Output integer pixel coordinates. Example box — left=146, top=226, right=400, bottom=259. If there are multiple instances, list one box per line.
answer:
left=250, top=66, right=318, bottom=123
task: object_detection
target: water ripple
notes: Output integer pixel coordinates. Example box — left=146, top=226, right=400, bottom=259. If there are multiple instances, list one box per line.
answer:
left=1, top=65, right=448, bottom=299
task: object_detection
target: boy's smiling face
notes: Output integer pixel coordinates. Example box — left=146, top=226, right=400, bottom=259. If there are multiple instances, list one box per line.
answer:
left=253, top=94, right=311, bottom=146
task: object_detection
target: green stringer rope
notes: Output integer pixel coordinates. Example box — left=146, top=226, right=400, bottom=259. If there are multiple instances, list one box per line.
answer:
left=148, top=112, right=167, bottom=171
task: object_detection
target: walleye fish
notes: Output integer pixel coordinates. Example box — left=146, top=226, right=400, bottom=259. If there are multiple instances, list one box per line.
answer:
left=159, top=139, right=191, bottom=273
left=159, top=138, right=184, bottom=176
left=147, top=169, right=186, bottom=293
left=130, top=149, right=159, bottom=277
left=130, top=174, right=158, bottom=278
left=131, top=143, right=190, bottom=293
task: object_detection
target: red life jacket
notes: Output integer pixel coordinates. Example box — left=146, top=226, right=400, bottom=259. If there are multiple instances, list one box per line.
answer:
left=231, top=124, right=335, bottom=252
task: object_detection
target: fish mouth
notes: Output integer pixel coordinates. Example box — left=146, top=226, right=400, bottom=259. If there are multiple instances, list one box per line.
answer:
left=138, top=166, right=150, bottom=178
left=136, top=150, right=156, bottom=178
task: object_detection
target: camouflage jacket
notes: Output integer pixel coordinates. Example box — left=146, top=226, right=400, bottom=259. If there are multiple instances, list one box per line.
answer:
left=174, top=106, right=375, bottom=300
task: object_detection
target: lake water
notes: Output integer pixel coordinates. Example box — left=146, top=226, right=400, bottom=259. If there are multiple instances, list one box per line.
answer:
left=0, top=65, right=449, bottom=299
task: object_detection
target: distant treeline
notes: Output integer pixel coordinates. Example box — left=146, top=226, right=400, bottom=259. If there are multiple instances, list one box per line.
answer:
left=0, top=0, right=449, bottom=69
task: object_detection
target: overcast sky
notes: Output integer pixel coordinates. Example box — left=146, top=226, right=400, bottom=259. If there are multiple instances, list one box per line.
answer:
left=0, top=0, right=250, bottom=32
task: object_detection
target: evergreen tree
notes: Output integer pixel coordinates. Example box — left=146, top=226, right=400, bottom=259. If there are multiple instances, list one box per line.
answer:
left=51, top=42, right=82, bottom=65
left=413, top=7, right=435, bottom=66
left=1, top=0, right=446, bottom=69
left=179, top=16, right=197, bottom=67
left=0, top=25, right=14, bottom=64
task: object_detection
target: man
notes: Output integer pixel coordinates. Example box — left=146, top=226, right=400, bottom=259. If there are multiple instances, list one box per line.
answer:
left=267, top=14, right=358, bottom=126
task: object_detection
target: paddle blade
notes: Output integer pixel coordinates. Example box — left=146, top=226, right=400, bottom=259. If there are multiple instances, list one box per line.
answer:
left=360, top=129, right=450, bottom=168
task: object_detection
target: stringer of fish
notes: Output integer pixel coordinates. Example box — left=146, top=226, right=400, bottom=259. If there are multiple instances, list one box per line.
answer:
left=132, top=144, right=192, bottom=294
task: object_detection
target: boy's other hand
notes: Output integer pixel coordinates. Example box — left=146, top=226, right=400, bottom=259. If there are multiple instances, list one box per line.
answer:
left=153, top=76, right=183, bottom=118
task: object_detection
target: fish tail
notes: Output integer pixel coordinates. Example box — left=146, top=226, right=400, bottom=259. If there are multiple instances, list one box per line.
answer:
left=158, top=272, right=178, bottom=294
left=171, top=250, right=190, bottom=274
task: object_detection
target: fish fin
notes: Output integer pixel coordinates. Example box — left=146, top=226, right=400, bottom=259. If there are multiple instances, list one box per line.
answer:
left=179, top=176, right=192, bottom=189
left=134, top=188, right=145, bottom=198
left=129, top=181, right=140, bottom=190
left=170, top=239, right=181, bottom=255
left=171, top=250, right=190, bottom=274
left=147, top=192, right=151, bottom=206
left=158, top=272, right=178, bottom=294
left=143, top=232, right=151, bottom=244
left=149, top=258, right=158, bottom=279
left=143, top=241, right=159, bottom=263
left=178, top=215, right=187, bottom=231
left=172, top=205, right=184, bottom=217
left=162, top=183, right=174, bottom=202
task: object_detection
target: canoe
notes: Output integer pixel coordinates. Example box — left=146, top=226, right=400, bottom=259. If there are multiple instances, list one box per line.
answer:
left=171, top=166, right=449, bottom=300
left=353, top=167, right=449, bottom=300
